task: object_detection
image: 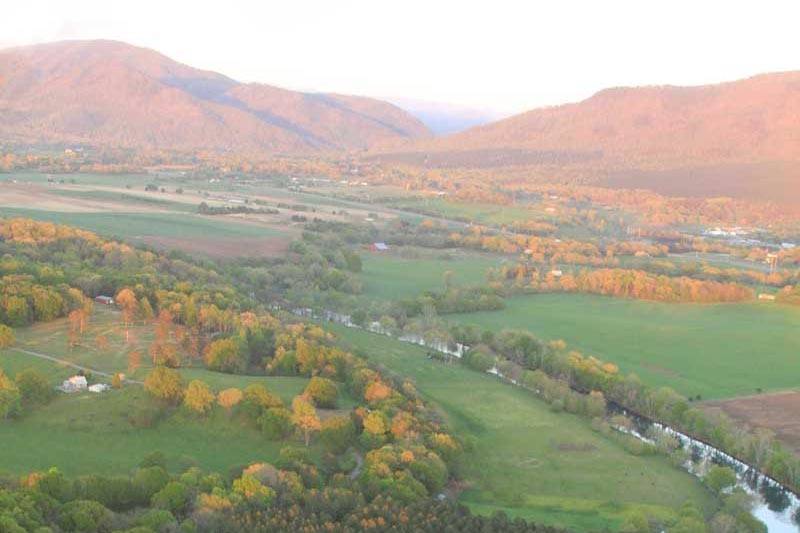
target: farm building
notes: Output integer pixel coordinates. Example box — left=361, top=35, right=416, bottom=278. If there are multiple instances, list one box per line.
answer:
left=88, top=384, right=110, bottom=393
left=60, top=375, right=87, bottom=393
left=95, top=295, right=114, bottom=305
left=371, top=242, right=389, bottom=252
left=758, top=293, right=776, bottom=301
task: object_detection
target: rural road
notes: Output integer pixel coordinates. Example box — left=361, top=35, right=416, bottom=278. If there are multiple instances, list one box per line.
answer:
left=10, top=347, right=144, bottom=385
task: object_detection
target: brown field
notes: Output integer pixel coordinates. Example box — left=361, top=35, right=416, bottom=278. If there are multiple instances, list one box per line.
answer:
left=0, top=183, right=172, bottom=213
left=702, top=391, right=800, bottom=455
left=140, top=234, right=292, bottom=258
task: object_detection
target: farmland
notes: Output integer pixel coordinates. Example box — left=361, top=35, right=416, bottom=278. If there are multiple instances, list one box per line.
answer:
left=702, top=391, right=800, bottom=455
left=361, top=251, right=505, bottom=300
left=329, top=325, right=715, bottom=531
left=385, top=196, right=546, bottom=225
left=449, top=293, right=800, bottom=400
left=0, top=174, right=297, bottom=257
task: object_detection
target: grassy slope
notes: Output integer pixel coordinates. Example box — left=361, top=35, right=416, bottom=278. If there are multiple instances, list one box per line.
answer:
left=450, top=294, right=800, bottom=400
left=361, top=252, right=505, bottom=300
left=0, top=387, right=294, bottom=477
left=329, top=325, right=715, bottom=532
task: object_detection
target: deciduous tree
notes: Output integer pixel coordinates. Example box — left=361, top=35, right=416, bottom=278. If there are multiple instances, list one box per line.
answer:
left=0, top=324, right=15, bottom=348
left=184, top=380, right=215, bottom=415
left=217, top=388, right=243, bottom=414
left=144, top=367, right=184, bottom=405
left=291, top=395, right=321, bottom=446
left=303, top=376, right=338, bottom=408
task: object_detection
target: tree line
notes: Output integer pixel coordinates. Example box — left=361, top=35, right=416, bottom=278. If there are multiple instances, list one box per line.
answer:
left=492, top=264, right=755, bottom=303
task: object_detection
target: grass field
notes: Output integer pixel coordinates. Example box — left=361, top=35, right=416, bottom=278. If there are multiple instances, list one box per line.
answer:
left=0, top=309, right=356, bottom=476
left=329, top=325, right=715, bottom=531
left=450, top=293, right=800, bottom=400
left=386, top=197, right=541, bottom=225
left=0, top=387, right=298, bottom=477
left=361, top=251, right=505, bottom=300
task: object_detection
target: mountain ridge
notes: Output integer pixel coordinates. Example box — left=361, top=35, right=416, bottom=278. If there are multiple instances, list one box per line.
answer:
left=0, top=39, right=431, bottom=153
left=372, top=71, right=800, bottom=203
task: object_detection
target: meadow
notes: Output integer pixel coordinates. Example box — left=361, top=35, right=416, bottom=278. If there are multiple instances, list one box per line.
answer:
left=0, top=388, right=297, bottom=477
left=329, top=325, right=715, bottom=531
left=0, top=308, right=346, bottom=476
left=450, top=293, right=800, bottom=400
left=386, top=196, right=542, bottom=225
left=360, top=251, right=506, bottom=300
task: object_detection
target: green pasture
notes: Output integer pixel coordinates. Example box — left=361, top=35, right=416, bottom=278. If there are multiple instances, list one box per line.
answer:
left=361, top=251, right=506, bottom=300
left=330, top=325, right=715, bottom=532
left=450, top=293, right=800, bottom=400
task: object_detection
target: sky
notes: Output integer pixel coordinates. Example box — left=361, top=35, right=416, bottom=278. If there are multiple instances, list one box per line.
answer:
left=3, top=0, right=800, bottom=115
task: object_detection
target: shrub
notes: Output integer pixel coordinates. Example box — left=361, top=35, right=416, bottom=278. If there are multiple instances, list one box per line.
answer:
left=241, top=384, right=283, bottom=419
left=183, top=380, right=214, bottom=415
left=151, top=481, right=191, bottom=516
left=58, top=500, right=113, bottom=533
left=144, top=367, right=183, bottom=405
left=15, top=368, right=54, bottom=405
left=304, top=377, right=338, bottom=408
left=133, top=467, right=170, bottom=501
left=704, top=465, right=736, bottom=494
left=258, top=407, right=292, bottom=440
left=217, top=388, right=243, bottom=413
left=203, top=338, right=245, bottom=374
left=320, top=416, right=356, bottom=453
left=134, top=509, right=178, bottom=531
left=0, top=369, right=21, bottom=419
left=464, top=348, right=495, bottom=373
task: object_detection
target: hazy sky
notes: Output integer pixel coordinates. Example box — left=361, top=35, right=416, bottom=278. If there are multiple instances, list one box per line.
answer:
left=3, top=0, right=800, bottom=114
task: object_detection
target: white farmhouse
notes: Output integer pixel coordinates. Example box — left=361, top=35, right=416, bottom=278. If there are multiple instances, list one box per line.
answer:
left=60, top=375, right=88, bottom=393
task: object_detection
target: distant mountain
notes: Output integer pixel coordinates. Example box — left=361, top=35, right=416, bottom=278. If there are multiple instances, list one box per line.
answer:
left=0, top=40, right=431, bottom=153
left=377, top=73, right=800, bottom=203
left=389, top=98, right=507, bottom=135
